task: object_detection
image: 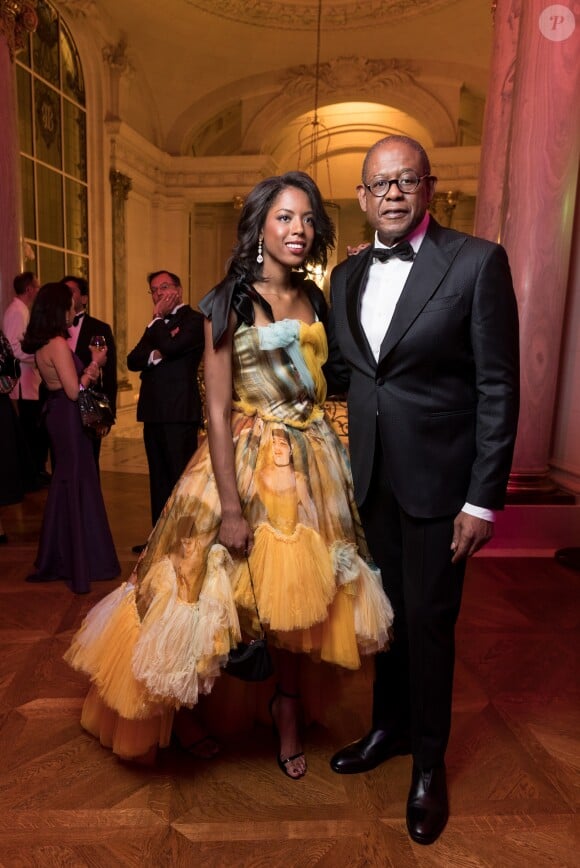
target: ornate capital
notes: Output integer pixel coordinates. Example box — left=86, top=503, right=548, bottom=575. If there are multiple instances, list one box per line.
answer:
left=0, top=0, right=37, bottom=61
left=102, top=33, right=132, bottom=77
left=109, top=169, right=132, bottom=200
left=282, top=56, right=417, bottom=98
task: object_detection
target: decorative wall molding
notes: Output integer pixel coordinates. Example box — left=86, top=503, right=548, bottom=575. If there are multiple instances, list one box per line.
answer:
left=107, top=120, right=276, bottom=199
left=183, top=0, right=457, bottom=31
left=0, top=0, right=37, bottom=61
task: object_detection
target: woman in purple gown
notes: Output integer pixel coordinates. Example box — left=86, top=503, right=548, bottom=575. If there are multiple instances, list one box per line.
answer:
left=22, top=282, right=120, bottom=594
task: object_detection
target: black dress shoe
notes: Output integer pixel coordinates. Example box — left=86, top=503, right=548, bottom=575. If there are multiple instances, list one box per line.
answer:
left=131, top=543, right=147, bottom=554
left=330, top=728, right=411, bottom=774
left=406, top=763, right=448, bottom=845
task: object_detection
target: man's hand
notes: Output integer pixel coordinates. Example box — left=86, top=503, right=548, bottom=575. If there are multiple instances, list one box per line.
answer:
left=153, top=287, right=179, bottom=319
left=451, top=511, right=494, bottom=563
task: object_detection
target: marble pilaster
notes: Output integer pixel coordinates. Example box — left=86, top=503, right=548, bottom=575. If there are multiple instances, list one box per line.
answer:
left=110, top=169, right=132, bottom=390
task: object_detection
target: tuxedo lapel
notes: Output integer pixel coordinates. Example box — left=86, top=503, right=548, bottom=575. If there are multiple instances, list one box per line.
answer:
left=345, top=248, right=376, bottom=368
left=378, top=221, right=467, bottom=365
left=75, top=317, right=89, bottom=358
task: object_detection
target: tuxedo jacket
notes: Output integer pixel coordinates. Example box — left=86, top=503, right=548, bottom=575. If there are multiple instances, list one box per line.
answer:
left=326, top=218, right=520, bottom=518
left=75, top=314, right=118, bottom=417
left=127, top=304, right=204, bottom=425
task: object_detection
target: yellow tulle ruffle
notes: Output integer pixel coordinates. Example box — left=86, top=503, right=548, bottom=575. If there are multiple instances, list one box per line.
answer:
left=65, top=545, right=241, bottom=720
left=234, top=537, right=393, bottom=670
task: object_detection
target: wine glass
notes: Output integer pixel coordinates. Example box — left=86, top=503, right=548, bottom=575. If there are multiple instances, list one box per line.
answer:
left=88, top=335, right=107, bottom=385
left=89, top=335, right=107, bottom=351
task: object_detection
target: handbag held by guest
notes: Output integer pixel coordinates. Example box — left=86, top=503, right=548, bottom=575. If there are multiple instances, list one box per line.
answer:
left=0, top=332, right=20, bottom=395
left=225, top=559, right=273, bottom=682
left=78, top=386, right=114, bottom=433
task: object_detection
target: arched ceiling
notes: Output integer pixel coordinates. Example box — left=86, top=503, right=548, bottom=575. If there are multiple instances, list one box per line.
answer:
left=58, top=0, right=493, bottom=192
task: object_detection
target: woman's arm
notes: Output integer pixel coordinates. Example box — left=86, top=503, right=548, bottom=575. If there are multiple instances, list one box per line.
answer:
left=203, top=316, right=253, bottom=554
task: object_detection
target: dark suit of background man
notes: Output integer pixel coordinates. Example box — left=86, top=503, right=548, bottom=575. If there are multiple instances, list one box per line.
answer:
left=63, top=276, right=118, bottom=470
left=127, top=270, right=204, bottom=538
left=326, top=136, right=519, bottom=846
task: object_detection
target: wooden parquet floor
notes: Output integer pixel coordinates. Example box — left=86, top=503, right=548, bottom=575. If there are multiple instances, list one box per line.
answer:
left=0, top=469, right=578, bottom=867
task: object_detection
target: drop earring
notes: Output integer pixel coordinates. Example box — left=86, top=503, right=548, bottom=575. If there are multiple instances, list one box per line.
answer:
left=256, top=237, right=264, bottom=264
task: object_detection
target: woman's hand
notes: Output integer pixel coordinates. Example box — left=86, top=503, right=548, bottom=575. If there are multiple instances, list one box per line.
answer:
left=90, top=345, right=108, bottom=367
left=218, top=512, right=254, bottom=556
left=84, top=361, right=100, bottom=383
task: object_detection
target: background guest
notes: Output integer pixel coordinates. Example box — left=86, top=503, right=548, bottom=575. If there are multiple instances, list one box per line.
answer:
left=0, top=328, right=25, bottom=542
left=127, top=270, right=204, bottom=552
left=2, top=271, right=49, bottom=490
left=22, top=282, right=120, bottom=594
left=62, top=275, right=117, bottom=470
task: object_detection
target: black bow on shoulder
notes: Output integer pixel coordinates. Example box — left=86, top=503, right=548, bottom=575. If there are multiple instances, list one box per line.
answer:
left=372, top=241, right=415, bottom=263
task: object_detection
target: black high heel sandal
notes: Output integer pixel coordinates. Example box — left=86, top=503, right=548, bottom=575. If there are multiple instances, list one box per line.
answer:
left=268, top=684, right=306, bottom=780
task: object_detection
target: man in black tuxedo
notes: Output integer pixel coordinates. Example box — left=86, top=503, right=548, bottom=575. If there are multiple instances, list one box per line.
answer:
left=127, top=270, right=204, bottom=543
left=326, top=136, right=519, bottom=845
left=63, top=275, right=117, bottom=469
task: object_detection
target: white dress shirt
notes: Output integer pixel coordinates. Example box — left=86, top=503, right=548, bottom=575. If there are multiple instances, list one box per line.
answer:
left=359, top=213, right=494, bottom=523
left=2, top=296, right=41, bottom=400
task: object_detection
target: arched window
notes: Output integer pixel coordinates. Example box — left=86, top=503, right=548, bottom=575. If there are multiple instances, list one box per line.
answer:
left=15, top=0, right=88, bottom=282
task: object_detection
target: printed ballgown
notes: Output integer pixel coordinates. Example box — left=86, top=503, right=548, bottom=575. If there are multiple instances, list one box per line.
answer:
left=65, top=310, right=393, bottom=757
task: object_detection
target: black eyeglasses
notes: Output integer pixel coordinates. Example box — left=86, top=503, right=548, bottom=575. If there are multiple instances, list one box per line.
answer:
left=148, top=282, right=178, bottom=295
left=364, top=172, right=434, bottom=197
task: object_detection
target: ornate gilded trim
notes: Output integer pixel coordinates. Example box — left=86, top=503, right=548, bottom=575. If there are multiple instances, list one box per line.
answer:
left=183, top=0, right=457, bottom=31
left=0, top=0, right=38, bottom=61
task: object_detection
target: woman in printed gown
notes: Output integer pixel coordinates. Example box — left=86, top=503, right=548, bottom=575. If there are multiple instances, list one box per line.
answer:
left=66, top=171, right=393, bottom=778
left=22, top=283, right=120, bottom=593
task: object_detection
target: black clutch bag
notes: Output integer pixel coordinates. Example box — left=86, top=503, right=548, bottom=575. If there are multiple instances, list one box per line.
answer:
left=224, top=559, right=273, bottom=682
left=0, top=339, right=20, bottom=394
left=225, top=637, right=273, bottom=682
left=78, top=387, right=114, bottom=433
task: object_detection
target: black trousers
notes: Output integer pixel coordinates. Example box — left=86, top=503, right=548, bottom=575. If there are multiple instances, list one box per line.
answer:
left=18, top=397, right=49, bottom=485
left=143, top=421, right=199, bottom=526
left=358, top=444, right=466, bottom=768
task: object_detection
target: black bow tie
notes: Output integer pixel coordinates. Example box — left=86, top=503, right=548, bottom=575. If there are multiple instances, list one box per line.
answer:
left=72, top=313, right=85, bottom=327
left=372, top=242, right=415, bottom=263
left=164, top=312, right=176, bottom=322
